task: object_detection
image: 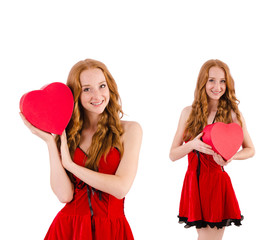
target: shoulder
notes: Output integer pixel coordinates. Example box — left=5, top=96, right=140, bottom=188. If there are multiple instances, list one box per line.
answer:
left=180, top=106, right=192, bottom=122
left=231, top=110, right=245, bottom=125
left=121, top=120, right=143, bottom=138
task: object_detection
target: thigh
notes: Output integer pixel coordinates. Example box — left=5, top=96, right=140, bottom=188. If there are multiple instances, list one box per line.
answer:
left=197, top=226, right=225, bottom=240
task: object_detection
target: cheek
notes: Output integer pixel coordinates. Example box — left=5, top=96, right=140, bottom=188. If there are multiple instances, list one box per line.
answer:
left=205, top=82, right=213, bottom=90
left=205, top=83, right=212, bottom=93
left=79, top=93, right=88, bottom=105
left=104, top=88, right=110, bottom=101
left=106, top=92, right=110, bottom=104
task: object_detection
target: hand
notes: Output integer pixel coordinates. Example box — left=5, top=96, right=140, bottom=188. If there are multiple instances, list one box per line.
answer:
left=20, top=112, right=54, bottom=143
left=191, top=132, right=214, bottom=155
left=225, top=156, right=234, bottom=165
left=60, top=130, right=73, bottom=170
left=212, top=153, right=228, bottom=166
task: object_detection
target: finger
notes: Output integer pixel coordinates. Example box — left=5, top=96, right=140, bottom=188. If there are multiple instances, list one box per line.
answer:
left=60, top=131, right=68, bottom=145
left=19, top=112, right=24, bottom=119
left=225, top=158, right=233, bottom=165
left=19, top=112, right=28, bottom=124
left=61, top=131, right=66, bottom=141
left=61, top=130, right=65, bottom=138
left=198, top=147, right=214, bottom=155
left=201, top=142, right=212, bottom=149
left=19, top=112, right=34, bottom=129
left=195, top=132, right=203, bottom=139
left=217, top=155, right=226, bottom=166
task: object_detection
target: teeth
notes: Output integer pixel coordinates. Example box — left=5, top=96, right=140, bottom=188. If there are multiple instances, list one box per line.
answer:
left=91, top=101, right=103, bottom=106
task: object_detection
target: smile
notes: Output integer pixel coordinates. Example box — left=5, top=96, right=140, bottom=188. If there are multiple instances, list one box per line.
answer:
left=91, top=100, right=104, bottom=106
left=211, top=90, right=222, bottom=94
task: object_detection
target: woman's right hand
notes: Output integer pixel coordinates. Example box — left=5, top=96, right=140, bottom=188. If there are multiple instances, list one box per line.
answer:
left=190, top=132, right=214, bottom=155
left=19, top=112, right=54, bottom=144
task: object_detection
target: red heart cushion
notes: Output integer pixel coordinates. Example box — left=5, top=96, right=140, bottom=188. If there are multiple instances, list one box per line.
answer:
left=202, top=122, right=243, bottom=160
left=20, top=82, right=74, bottom=135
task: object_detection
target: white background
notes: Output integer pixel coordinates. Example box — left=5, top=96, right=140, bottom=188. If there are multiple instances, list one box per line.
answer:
left=1, top=0, right=274, bottom=239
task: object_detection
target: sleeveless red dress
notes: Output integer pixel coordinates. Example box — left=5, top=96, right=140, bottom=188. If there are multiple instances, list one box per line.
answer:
left=178, top=135, right=243, bottom=228
left=44, top=147, right=134, bottom=239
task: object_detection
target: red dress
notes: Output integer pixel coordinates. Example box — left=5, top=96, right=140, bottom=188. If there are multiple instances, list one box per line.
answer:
left=44, top=147, right=134, bottom=239
left=178, top=143, right=243, bottom=229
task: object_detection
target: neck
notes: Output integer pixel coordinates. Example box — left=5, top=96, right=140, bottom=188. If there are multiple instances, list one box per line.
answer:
left=83, top=112, right=100, bottom=131
left=207, top=99, right=219, bottom=113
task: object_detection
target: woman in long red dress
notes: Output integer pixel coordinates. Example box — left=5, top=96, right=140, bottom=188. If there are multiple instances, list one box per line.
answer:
left=20, top=59, right=142, bottom=239
left=169, top=59, right=255, bottom=240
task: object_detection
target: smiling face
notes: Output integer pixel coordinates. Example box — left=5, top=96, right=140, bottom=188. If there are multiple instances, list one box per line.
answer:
left=205, top=66, right=226, bottom=101
left=79, top=68, right=110, bottom=118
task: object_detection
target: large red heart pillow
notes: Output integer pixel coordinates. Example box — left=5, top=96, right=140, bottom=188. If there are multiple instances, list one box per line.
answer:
left=202, top=122, right=243, bottom=160
left=20, top=82, right=74, bottom=135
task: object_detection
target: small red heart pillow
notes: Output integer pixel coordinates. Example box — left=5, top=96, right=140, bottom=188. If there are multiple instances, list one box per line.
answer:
left=202, top=122, right=243, bottom=160
left=20, top=82, right=74, bottom=135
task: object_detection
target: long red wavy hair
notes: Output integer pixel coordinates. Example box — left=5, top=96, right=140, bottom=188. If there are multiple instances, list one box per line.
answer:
left=56, top=59, right=124, bottom=177
left=183, top=59, right=242, bottom=142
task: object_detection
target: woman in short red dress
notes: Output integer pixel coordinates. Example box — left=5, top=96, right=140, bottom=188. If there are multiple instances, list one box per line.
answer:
left=169, top=59, right=255, bottom=240
left=20, top=59, right=142, bottom=239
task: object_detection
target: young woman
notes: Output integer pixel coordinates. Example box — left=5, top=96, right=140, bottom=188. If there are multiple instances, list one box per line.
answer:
left=169, top=59, right=255, bottom=240
left=20, top=59, right=142, bottom=239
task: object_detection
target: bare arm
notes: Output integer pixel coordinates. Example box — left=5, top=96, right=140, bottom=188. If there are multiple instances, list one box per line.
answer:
left=169, top=107, right=214, bottom=161
left=20, top=113, right=74, bottom=203
left=232, top=112, right=255, bottom=160
left=210, top=112, right=255, bottom=166
left=60, top=121, right=142, bottom=199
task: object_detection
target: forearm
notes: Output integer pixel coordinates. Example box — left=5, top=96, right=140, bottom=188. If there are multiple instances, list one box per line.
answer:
left=233, top=147, right=255, bottom=160
left=66, top=162, right=130, bottom=199
left=47, top=139, right=74, bottom=203
left=170, top=141, right=193, bottom=161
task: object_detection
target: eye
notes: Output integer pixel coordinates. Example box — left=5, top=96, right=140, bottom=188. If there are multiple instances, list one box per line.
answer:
left=208, top=79, right=214, bottom=82
left=221, top=79, right=226, bottom=83
left=83, top=88, right=90, bottom=92
left=100, top=84, right=106, bottom=88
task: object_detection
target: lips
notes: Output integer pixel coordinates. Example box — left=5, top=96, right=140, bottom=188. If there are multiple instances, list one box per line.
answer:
left=91, top=100, right=104, bottom=106
left=211, top=90, right=222, bottom=95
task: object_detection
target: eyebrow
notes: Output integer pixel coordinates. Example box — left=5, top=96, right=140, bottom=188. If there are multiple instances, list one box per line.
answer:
left=208, top=77, right=226, bottom=80
left=81, top=81, right=107, bottom=87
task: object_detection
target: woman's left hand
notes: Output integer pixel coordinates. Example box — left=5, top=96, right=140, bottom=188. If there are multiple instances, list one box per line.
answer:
left=60, top=131, right=73, bottom=170
left=212, top=153, right=231, bottom=166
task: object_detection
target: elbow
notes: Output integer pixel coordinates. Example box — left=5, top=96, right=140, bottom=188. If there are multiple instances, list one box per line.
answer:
left=113, top=182, right=131, bottom=200
left=250, top=147, right=256, bottom=158
left=56, top=190, right=74, bottom=203
left=169, top=151, right=177, bottom=162
left=58, top=194, right=73, bottom=203
left=114, top=188, right=128, bottom=200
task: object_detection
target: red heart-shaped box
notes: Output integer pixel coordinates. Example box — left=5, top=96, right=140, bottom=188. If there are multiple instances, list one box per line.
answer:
left=20, top=82, right=74, bottom=135
left=202, top=122, right=243, bottom=160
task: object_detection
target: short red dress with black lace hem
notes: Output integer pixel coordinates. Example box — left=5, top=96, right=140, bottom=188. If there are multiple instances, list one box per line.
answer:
left=44, top=147, right=134, bottom=240
left=178, top=146, right=243, bottom=229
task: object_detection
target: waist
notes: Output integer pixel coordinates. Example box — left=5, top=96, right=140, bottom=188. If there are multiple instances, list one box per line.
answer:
left=188, top=152, right=224, bottom=171
left=60, top=187, right=125, bottom=218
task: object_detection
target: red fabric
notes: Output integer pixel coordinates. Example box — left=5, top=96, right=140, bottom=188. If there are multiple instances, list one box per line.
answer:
left=178, top=149, right=242, bottom=226
left=44, top=147, right=134, bottom=240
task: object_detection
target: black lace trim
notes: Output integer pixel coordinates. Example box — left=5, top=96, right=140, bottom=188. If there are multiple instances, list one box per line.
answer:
left=178, top=215, right=244, bottom=229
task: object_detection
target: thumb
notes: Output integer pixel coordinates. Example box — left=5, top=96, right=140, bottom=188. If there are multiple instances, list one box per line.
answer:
left=60, top=130, right=67, bottom=143
left=195, top=132, right=203, bottom=139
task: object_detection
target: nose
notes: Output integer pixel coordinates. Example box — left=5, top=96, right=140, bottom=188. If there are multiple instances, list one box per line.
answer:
left=90, top=88, right=100, bottom=99
left=213, top=81, right=221, bottom=90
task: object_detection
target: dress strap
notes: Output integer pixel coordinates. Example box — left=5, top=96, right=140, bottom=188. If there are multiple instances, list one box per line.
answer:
left=212, top=111, right=217, bottom=124
left=195, top=150, right=201, bottom=181
left=86, top=185, right=94, bottom=217
left=86, top=184, right=102, bottom=218
left=194, top=150, right=204, bottom=219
